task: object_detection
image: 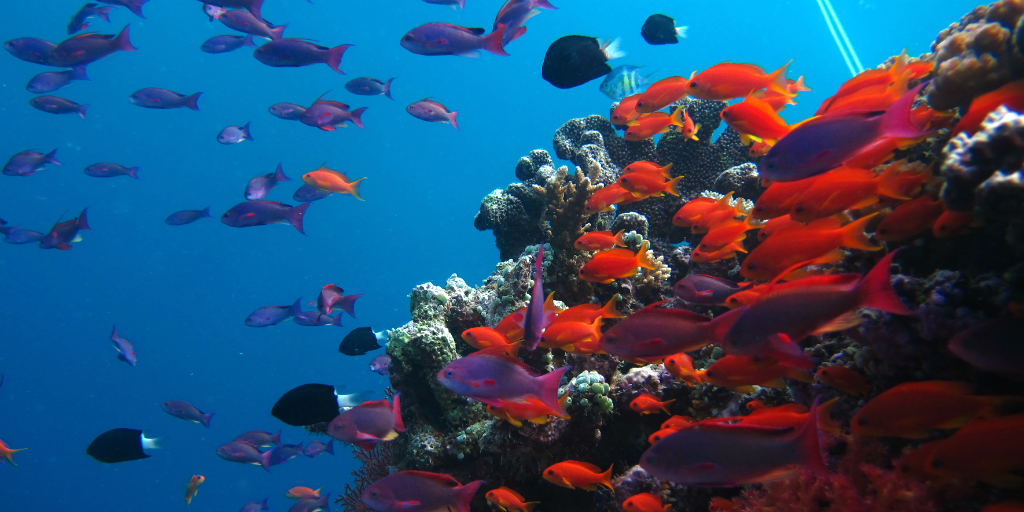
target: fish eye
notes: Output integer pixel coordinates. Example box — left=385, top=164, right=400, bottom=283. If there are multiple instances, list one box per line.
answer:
left=857, top=417, right=868, bottom=426
left=689, top=82, right=698, bottom=88
left=546, top=470, right=555, bottom=475
left=645, top=455, right=656, bottom=465
left=446, top=371, right=454, bottom=377
left=821, top=369, right=830, bottom=376
left=746, top=262, right=757, bottom=270
left=766, top=162, right=776, bottom=170
left=605, top=336, right=615, bottom=344
left=705, top=370, right=715, bottom=378
left=721, top=111, right=729, bottom=118
left=403, top=35, right=413, bottom=41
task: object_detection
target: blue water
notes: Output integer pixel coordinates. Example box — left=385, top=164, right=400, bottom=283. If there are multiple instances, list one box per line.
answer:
left=0, top=0, right=979, bottom=510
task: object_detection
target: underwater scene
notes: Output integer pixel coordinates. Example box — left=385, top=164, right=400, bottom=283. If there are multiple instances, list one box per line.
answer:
left=4, top=0, right=1024, bottom=511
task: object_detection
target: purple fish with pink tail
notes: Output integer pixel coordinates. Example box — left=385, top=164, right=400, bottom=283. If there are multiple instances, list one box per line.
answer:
left=245, top=164, right=290, bottom=200
left=362, top=471, right=484, bottom=512
left=221, top=200, right=309, bottom=233
left=291, top=495, right=331, bottom=512
left=302, top=439, right=334, bottom=457
left=40, top=208, right=90, bottom=250
left=245, top=298, right=302, bottom=327
left=85, top=162, right=139, bottom=179
left=110, top=325, right=136, bottom=366
left=369, top=355, right=391, bottom=375
left=216, top=441, right=266, bottom=468
left=254, top=39, right=351, bottom=73
left=201, top=0, right=265, bottom=21
left=317, top=285, right=362, bottom=318
left=98, top=0, right=148, bottom=18
left=493, top=0, right=557, bottom=46
left=326, top=395, right=404, bottom=450
left=27, top=65, right=89, bottom=94
left=30, top=96, right=88, bottom=118
left=400, top=22, right=508, bottom=57
left=130, top=88, right=202, bottom=110
left=165, top=207, right=212, bottom=226
left=522, top=243, right=548, bottom=350
left=4, top=149, right=60, bottom=176
left=49, top=25, right=135, bottom=67
left=293, top=309, right=343, bottom=327
left=201, top=34, right=255, bottom=53
left=260, top=443, right=302, bottom=469
left=234, top=430, right=281, bottom=448
left=217, top=10, right=284, bottom=40
left=68, top=3, right=113, bottom=34
left=437, top=347, right=569, bottom=416
left=5, top=37, right=56, bottom=65
left=161, top=400, right=214, bottom=428
left=301, top=99, right=367, bottom=130
left=406, top=98, right=458, bottom=129
left=345, top=77, right=394, bottom=99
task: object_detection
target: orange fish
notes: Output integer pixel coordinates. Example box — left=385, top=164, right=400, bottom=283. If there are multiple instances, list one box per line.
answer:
left=723, top=274, right=860, bottom=309
left=723, top=399, right=841, bottom=434
left=486, top=395, right=570, bottom=427
left=688, top=192, right=747, bottom=234
left=611, top=93, right=643, bottom=126
left=634, top=76, right=689, bottom=114
left=618, top=171, right=682, bottom=197
left=575, top=230, right=627, bottom=251
left=185, top=475, right=205, bottom=506
left=664, top=352, right=701, bottom=385
left=630, top=393, right=674, bottom=415
left=787, top=166, right=892, bottom=222
left=673, top=196, right=719, bottom=227
left=301, top=165, right=365, bottom=200
left=494, top=312, right=526, bottom=342
left=851, top=380, right=1024, bottom=438
left=818, top=70, right=911, bottom=117
left=816, top=365, right=870, bottom=395
left=689, top=242, right=746, bottom=263
left=874, top=160, right=933, bottom=200
left=622, top=492, right=670, bottom=512
left=687, top=61, right=792, bottom=101
left=874, top=195, right=945, bottom=242
left=981, top=502, right=1024, bottom=512
left=952, top=79, right=1024, bottom=136
left=922, top=413, right=1024, bottom=487
left=709, top=497, right=739, bottom=512
left=554, top=294, right=624, bottom=323
left=486, top=486, right=540, bottom=512
left=757, top=214, right=802, bottom=241
left=720, top=95, right=797, bottom=145
left=752, top=76, right=810, bottom=111
left=542, top=460, right=614, bottom=491
left=584, top=183, right=643, bottom=214
left=842, top=135, right=923, bottom=170
left=623, top=161, right=672, bottom=177
left=700, top=355, right=813, bottom=392
left=820, top=50, right=908, bottom=109
left=696, top=218, right=756, bottom=254
left=749, top=139, right=771, bottom=157
left=932, top=209, right=979, bottom=238
left=679, top=109, right=700, bottom=141
left=286, top=487, right=322, bottom=499
left=750, top=175, right=818, bottom=220
left=662, top=415, right=696, bottom=430
left=740, top=214, right=879, bottom=281
left=0, top=438, right=26, bottom=465
left=648, top=427, right=682, bottom=445
left=461, top=326, right=513, bottom=350
left=539, top=317, right=603, bottom=350
left=624, top=109, right=687, bottom=141
left=579, top=241, right=655, bottom=284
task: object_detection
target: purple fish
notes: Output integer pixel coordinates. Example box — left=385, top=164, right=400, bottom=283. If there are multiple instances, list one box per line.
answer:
left=302, top=439, right=334, bottom=457
left=98, top=0, right=147, bottom=18
left=522, top=244, right=547, bottom=350
left=245, top=298, right=302, bottom=327
left=26, top=65, right=89, bottom=94
left=110, top=325, right=137, bottom=366
left=761, top=84, right=933, bottom=182
left=400, top=22, right=508, bottom=57
left=362, top=471, right=483, bottom=512
left=165, top=207, right=212, bottom=226
left=317, top=285, right=361, bottom=317
left=216, top=441, right=266, bottom=468
left=293, top=309, right=343, bottom=327
left=4, top=149, right=60, bottom=176
left=406, top=98, right=458, bottom=129
left=221, top=200, right=309, bottom=233
left=202, top=0, right=265, bottom=21
left=493, top=0, right=557, bottom=46
left=49, top=26, right=135, bottom=67
left=269, top=102, right=306, bottom=120
left=239, top=498, right=270, bottom=512
left=289, top=495, right=330, bottom=512
left=68, top=3, right=114, bottom=34
left=201, top=34, right=255, bottom=53
left=203, top=4, right=227, bottom=20
left=218, top=122, right=254, bottom=144
left=129, top=88, right=202, bottom=110
left=218, top=10, right=284, bottom=40
left=437, top=349, right=568, bottom=415
left=674, top=274, right=748, bottom=306
left=30, top=95, right=88, bottom=118
left=246, top=164, right=290, bottom=200
left=369, top=355, right=391, bottom=375
left=345, top=77, right=394, bottom=99
left=423, top=0, right=465, bottom=9
left=293, top=184, right=333, bottom=202
left=84, top=162, right=139, bottom=179
left=234, top=430, right=281, bottom=447
left=261, top=443, right=302, bottom=469
left=300, top=99, right=367, bottom=130
left=5, top=37, right=56, bottom=65
left=326, top=395, right=404, bottom=450
left=2, top=227, right=45, bottom=244
left=162, top=400, right=214, bottom=428
left=254, top=39, right=351, bottom=73
left=40, top=208, right=90, bottom=250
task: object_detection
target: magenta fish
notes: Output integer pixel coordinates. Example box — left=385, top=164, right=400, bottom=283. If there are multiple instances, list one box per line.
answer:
left=598, top=301, right=732, bottom=363
left=254, top=39, right=351, bottom=73
left=84, top=162, right=139, bottom=179
left=302, top=439, right=334, bottom=457
left=245, top=164, right=290, bottom=200
left=221, top=200, right=309, bottom=233
left=362, top=471, right=484, bottom=512
left=165, top=207, right=212, bottom=226
left=326, top=395, right=405, bottom=450
left=30, top=95, right=87, bottom=118
left=49, top=26, right=135, bottom=67
left=493, top=0, right=558, bottom=46
left=423, top=0, right=465, bottom=9
left=240, top=499, right=270, bottom=512
left=27, top=65, right=88, bottom=94
left=345, top=77, right=394, bottom=99
left=202, top=0, right=265, bottom=21
left=300, top=98, right=367, bottom=130
left=674, top=274, right=748, bottom=306
left=369, top=355, right=391, bottom=375
left=400, top=23, right=508, bottom=57
left=293, top=309, right=343, bottom=327
left=98, top=0, right=148, bottom=18
left=5, top=37, right=56, bottom=65
left=317, top=284, right=361, bottom=317
left=130, top=88, right=201, bottom=110
left=4, top=149, right=60, bottom=176
left=40, top=208, right=90, bottom=250
left=218, top=122, right=254, bottom=144
left=245, top=298, right=302, bottom=327
left=406, top=98, right=458, bottom=129
left=234, top=430, right=281, bottom=448
left=216, top=441, right=266, bottom=468
left=269, top=102, right=306, bottom=120
left=110, top=325, right=137, bottom=366
left=293, top=184, right=333, bottom=202
left=218, top=10, right=284, bottom=40
left=68, top=3, right=114, bottom=34
left=523, top=244, right=547, bottom=350
left=437, top=347, right=568, bottom=415
left=161, top=400, right=214, bottom=428
left=2, top=225, right=45, bottom=244
left=201, top=34, right=255, bottom=53
left=289, top=495, right=330, bottom=512
left=261, top=443, right=302, bottom=469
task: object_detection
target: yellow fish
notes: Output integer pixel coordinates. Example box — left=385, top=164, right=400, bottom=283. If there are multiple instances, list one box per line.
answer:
left=185, top=475, right=205, bottom=506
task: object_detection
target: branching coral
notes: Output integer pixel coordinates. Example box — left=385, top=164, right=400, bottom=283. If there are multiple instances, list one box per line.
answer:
left=539, top=166, right=599, bottom=304
left=336, top=442, right=396, bottom=512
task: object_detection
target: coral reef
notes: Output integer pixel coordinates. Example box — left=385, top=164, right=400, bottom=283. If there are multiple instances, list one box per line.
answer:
left=336, top=442, right=396, bottom=512
left=553, top=115, right=655, bottom=183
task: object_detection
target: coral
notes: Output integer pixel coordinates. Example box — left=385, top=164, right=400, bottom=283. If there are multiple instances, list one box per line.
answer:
left=941, top=106, right=1024, bottom=212
left=568, top=370, right=614, bottom=421
left=336, top=442, right=396, bottom=512
left=610, top=212, right=649, bottom=239
left=612, top=465, right=661, bottom=502
left=925, top=0, right=1024, bottom=110
left=474, top=186, right=547, bottom=261
left=713, top=162, right=762, bottom=200
left=514, top=149, right=560, bottom=185
left=553, top=115, right=655, bottom=183
left=538, top=167, right=600, bottom=305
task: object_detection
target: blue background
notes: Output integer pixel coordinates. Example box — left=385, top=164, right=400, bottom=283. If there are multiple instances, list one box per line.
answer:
left=0, top=0, right=979, bottom=510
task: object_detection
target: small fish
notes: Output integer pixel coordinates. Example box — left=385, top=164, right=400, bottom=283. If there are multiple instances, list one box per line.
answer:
left=932, top=209, right=979, bottom=238
left=110, top=325, right=137, bottom=366
left=68, top=4, right=114, bottom=34
left=340, top=327, right=384, bottom=356
left=437, top=347, right=569, bottom=415
left=600, top=65, right=648, bottom=101
left=1, top=226, right=45, bottom=244
left=756, top=214, right=802, bottom=241
left=584, top=182, right=640, bottom=214
left=401, top=23, right=508, bottom=58
left=953, top=79, right=1024, bottom=136
left=674, top=274, right=746, bottom=306
left=185, top=475, right=205, bottom=506
left=218, top=10, right=284, bottom=40
left=874, top=195, right=945, bottom=242
left=302, top=440, right=334, bottom=457
left=235, top=430, right=281, bottom=447
left=640, top=14, right=686, bottom=45
left=87, top=428, right=157, bottom=463
left=720, top=95, right=796, bottom=145
left=598, top=300, right=719, bottom=363
left=523, top=244, right=548, bottom=350
left=203, top=0, right=264, bottom=21
left=542, top=35, right=624, bottom=89
left=286, top=487, right=321, bottom=499
left=239, top=499, right=270, bottom=512
left=84, top=162, right=139, bottom=179
left=0, top=438, right=26, bottom=465
left=98, top=0, right=147, bottom=18
left=688, top=61, right=792, bottom=101
left=816, top=365, right=870, bottom=395
left=739, top=215, right=879, bottom=281
left=49, top=26, right=135, bottom=67
left=218, top=122, right=254, bottom=144
left=130, top=88, right=202, bottom=110
left=300, top=98, right=367, bottom=130
left=623, top=492, right=670, bottom=512
left=221, top=200, right=309, bottom=233
left=486, top=395, right=569, bottom=427
left=39, top=208, right=90, bottom=250
left=3, top=149, right=60, bottom=176
left=254, top=40, right=352, bottom=73
left=162, top=400, right=214, bottom=428
left=553, top=294, right=623, bottom=323
left=423, top=0, right=465, bottom=9
left=618, top=170, right=683, bottom=196
left=630, top=393, right=674, bottom=415
left=165, top=207, right=212, bottom=226
left=26, top=65, right=89, bottom=94
left=623, top=108, right=687, bottom=141
left=362, top=471, right=484, bottom=512
left=289, top=495, right=331, bottom=512
left=539, top=317, right=602, bottom=351
left=326, top=395, right=405, bottom=450
left=493, top=0, right=557, bottom=46
left=245, top=298, right=302, bottom=327
left=201, top=34, right=256, bottom=53
left=203, top=3, right=227, bottom=20
left=269, top=102, right=307, bottom=120
left=4, top=37, right=56, bottom=65
left=261, top=443, right=303, bottom=470
left=543, top=461, right=613, bottom=491
left=216, top=441, right=266, bottom=467
left=407, top=98, right=458, bottom=129
left=948, top=317, right=1024, bottom=380
left=369, top=354, right=391, bottom=375
left=245, top=164, right=290, bottom=200
left=918, top=413, right=1024, bottom=486
left=461, top=327, right=514, bottom=350
left=29, top=95, right=88, bottom=118
left=486, top=486, right=540, bottom=512
left=302, top=166, right=365, bottom=199
left=578, top=240, right=655, bottom=284
left=345, top=77, right=395, bottom=99
left=317, top=284, right=361, bottom=318
left=700, top=355, right=813, bottom=392
left=664, top=353, right=701, bottom=386
left=611, top=93, right=643, bottom=126
left=293, top=310, right=343, bottom=327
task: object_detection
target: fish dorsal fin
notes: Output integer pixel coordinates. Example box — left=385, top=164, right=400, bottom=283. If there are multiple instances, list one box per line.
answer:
left=634, top=301, right=710, bottom=322
left=400, top=470, right=462, bottom=488
left=354, top=399, right=389, bottom=410
left=889, top=380, right=974, bottom=396
left=469, top=347, right=539, bottom=375
left=563, top=460, right=602, bottom=472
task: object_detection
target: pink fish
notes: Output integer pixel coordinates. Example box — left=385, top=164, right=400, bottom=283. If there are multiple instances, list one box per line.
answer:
left=362, top=470, right=484, bottom=512
left=48, top=25, right=135, bottom=67
left=599, top=301, right=733, bottom=363
left=326, top=395, right=405, bottom=450
left=400, top=23, right=508, bottom=57
left=437, top=347, right=568, bottom=415
left=407, top=98, right=458, bottom=129
left=254, top=40, right=351, bottom=73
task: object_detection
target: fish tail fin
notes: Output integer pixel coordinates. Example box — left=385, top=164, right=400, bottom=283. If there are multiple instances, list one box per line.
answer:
left=524, top=502, right=541, bottom=512
left=126, top=0, right=145, bottom=18
left=455, top=0, right=465, bottom=8
left=347, top=177, right=365, bottom=201
left=201, top=206, right=211, bottom=219
left=115, top=25, right=136, bottom=51
left=449, top=110, right=459, bottom=130
left=482, top=25, right=510, bottom=56
left=44, top=149, right=61, bottom=165
left=660, top=162, right=673, bottom=178
left=602, top=37, right=625, bottom=60
left=839, top=213, right=881, bottom=251
left=78, top=207, right=91, bottom=231
left=258, top=498, right=269, bottom=510
left=348, top=107, right=367, bottom=129
left=766, top=60, right=792, bottom=96
left=797, top=397, right=829, bottom=477
left=96, top=6, right=112, bottom=21
left=201, top=412, right=214, bottom=429
left=881, top=83, right=933, bottom=139
left=286, top=202, right=310, bottom=234
left=127, top=166, right=139, bottom=179
left=325, top=439, right=334, bottom=455
left=384, top=78, right=394, bottom=100
left=665, top=176, right=683, bottom=197
left=600, top=294, right=625, bottom=318
left=766, top=333, right=816, bottom=370
left=332, top=313, right=343, bottom=327
left=272, top=430, right=282, bottom=446
left=243, top=34, right=256, bottom=47
left=876, top=160, right=912, bottom=200
left=855, top=249, right=912, bottom=315
left=269, top=24, right=287, bottom=41
left=454, top=481, right=485, bottom=512
left=274, top=163, right=289, bottom=182
left=818, top=397, right=842, bottom=433
left=792, top=75, right=811, bottom=92
left=184, top=92, right=201, bottom=111
left=326, top=43, right=352, bottom=74
left=337, top=294, right=361, bottom=317
left=660, top=399, right=675, bottom=414
left=669, top=105, right=686, bottom=129
left=600, top=465, right=615, bottom=491
left=315, top=494, right=330, bottom=511
left=259, top=450, right=272, bottom=471
left=537, top=366, right=570, bottom=416
left=2, top=448, right=25, bottom=465
left=71, top=64, right=89, bottom=81
left=612, top=229, right=627, bottom=247
left=241, top=122, right=254, bottom=141
left=392, top=392, right=406, bottom=432
left=535, top=0, right=558, bottom=9
left=78, top=104, right=89, bottom=119
left=635, top=240, right=656, bottom=270
left=676, top=25, right=688, bottom=38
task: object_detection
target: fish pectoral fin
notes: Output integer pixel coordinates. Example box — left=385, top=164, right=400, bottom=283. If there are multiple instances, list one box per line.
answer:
left=355, top=432, right=382, bottom=442
left=528, top=416, right=549, bottom=425
left=381, top=430, right=399, bottom=441
left=395, top=500, right=422, bottom=509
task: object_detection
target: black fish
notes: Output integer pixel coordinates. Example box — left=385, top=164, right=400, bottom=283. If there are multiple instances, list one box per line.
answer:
left=86, top=428, right=154, bottom=463
left=271, top=384, right=371, bottom=426
left=339, top=327, right=383, bottom=356
left=541, top=35, right=624, bottom=89
left=641, top=14, right=687, bottom=45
